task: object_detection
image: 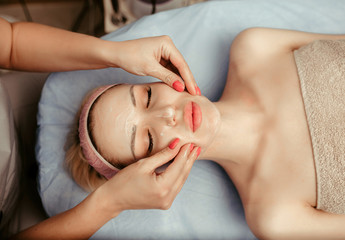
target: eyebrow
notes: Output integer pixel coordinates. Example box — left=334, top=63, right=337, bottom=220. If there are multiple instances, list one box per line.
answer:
left=129, top=85, right=137, bottom=160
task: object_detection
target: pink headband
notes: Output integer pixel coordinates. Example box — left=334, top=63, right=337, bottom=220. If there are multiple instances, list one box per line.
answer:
left=79, top=84, right=119, bottom=179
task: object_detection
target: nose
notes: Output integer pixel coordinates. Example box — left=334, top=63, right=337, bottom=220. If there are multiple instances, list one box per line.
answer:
left=155, top=106, right=176, bottom=126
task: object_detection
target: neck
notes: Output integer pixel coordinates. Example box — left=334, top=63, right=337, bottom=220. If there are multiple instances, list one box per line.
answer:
left=199, top=95, right=264, bottom=169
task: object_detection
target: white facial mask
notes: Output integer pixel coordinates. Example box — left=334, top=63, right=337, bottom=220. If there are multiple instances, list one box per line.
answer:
left=156, top=107, right=175, bottom=126
left=156, top=107, right=174, bottom=118
left=115, top=107, right=136, bottom=141
left=159, top=126, right=170, bottom=137
left=155, top=107, right=175, bottom=137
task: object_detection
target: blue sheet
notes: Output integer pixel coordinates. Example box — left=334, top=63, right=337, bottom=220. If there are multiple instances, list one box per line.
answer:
left=36, top=0, right=345, bottom=239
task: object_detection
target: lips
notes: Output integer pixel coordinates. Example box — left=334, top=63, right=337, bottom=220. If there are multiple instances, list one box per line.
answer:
left=184, top=101, right=202, bottom=132
left=192, top=102, right=202, bottom=132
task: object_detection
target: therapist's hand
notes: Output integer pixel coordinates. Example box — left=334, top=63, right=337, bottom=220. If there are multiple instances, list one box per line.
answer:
left=0, top=18, right=199, bottom=94
left=95, top=139, right=200, bottom=217
left=110, top=36, right=200, bottom=95
left=11, top=140, right=199, bottom=240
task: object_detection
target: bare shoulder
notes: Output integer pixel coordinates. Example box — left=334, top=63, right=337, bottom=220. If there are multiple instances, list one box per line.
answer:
left=230, top=28, right=269, bottom=56
left=245, top=201, right=345, bottom=240
left=228, top=28, right=288, bottom=80
left=245, top=201, right=305, bottom=240
left=230, top=28, right=281, bottom=60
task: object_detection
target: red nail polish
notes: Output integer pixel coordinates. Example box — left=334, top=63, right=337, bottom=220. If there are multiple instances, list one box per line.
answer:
left=196, top=86, right=201, bottom=96
left=196, top=147, right=201, bottom=157
left=189, top=143, right=194, bottom=152
left=169, top=138, right=180, bottom=149
left=173, top=81, right=184, bottom=92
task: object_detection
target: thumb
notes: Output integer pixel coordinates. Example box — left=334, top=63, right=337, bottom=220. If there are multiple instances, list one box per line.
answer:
left=142, top=139, right=181, bottom=171
left=149, top=64, right=185, bottom=92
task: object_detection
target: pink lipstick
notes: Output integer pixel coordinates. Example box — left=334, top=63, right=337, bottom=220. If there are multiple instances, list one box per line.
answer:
left=184, top=101, right=202, bottom=132
left=192, top=102, right=202, bottom=132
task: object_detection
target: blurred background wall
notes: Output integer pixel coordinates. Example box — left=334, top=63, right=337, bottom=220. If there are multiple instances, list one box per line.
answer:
left=0, top=0, right=209, bottom=37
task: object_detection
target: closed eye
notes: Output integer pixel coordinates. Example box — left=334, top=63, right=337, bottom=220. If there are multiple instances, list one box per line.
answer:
left=146, top=87, right=151, bottom=108
left=147, top=130, right=153, bottom=156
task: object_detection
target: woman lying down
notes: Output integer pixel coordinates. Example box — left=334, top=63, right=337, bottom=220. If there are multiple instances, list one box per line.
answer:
left=65, top=28, right=345, bottom=240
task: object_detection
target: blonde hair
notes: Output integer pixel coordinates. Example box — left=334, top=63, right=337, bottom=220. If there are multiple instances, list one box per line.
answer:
left=64, top=89, right=106, bottom=192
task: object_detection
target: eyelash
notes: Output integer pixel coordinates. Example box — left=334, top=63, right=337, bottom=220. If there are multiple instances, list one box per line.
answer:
left=146, top=87, right=151, bottom=108
left=146, top=86, right=153, bottom=155
left=147, top=130, right=153, bottom=155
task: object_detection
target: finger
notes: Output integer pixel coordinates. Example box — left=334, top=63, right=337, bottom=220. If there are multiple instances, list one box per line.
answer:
left=160, top=59, right=179, bottom=75
left=168, top=47, right=199, bottom=96
left=149, top=63, right=186, bottom=93
left=161, top=143, right=194, bottom=181
left=164, top=145, right=200, bottom=200
left=172, top=146, right=200, bottom=192
left=141, top=138, right=181, bottom=171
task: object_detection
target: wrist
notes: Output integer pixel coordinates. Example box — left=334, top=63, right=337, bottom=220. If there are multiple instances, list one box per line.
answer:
left=98, top=39, right=122, bottom=68
left=88, top=186, right=123, bottom=220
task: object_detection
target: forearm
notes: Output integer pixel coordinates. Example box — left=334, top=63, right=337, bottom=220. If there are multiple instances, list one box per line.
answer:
left=0, top=19, right=120, bottom=72
left=11, top=190, right=121, bottom=240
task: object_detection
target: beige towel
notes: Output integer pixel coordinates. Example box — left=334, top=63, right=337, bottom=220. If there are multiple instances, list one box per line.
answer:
left=294, top=39, right=345, bottom=215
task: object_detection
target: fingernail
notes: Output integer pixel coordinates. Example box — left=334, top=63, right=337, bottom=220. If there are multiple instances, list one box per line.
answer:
left=195, top=86, right=201, bottom=96
left=189, top=143, right=194, bottom=152
left=196, top=147, right=201, bottom=157
left=173, top=81, right=184, bottom=92
left=169, top=138, right=180, bottom=149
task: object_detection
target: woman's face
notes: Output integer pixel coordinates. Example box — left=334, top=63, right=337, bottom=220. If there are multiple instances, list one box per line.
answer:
left=91, top=82, right=220, bottom=166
